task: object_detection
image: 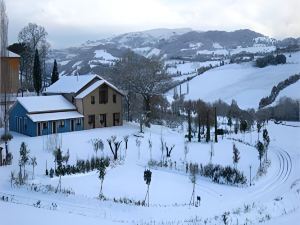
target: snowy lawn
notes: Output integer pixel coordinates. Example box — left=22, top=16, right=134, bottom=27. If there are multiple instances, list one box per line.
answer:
left=0, top=121, right=299, bottom=224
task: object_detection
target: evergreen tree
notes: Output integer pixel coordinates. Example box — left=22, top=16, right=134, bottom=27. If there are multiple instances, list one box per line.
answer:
left=263, top=129, right=270, bottom=160
left=257, top=121, right=262, bottom=141
left=227, top=116, right=232, bottom=132
left=256, top=141, right=265, bottom=169
left=232, top=144, right=240, bottom=169
left=33, top=49, right=42, bottom=95
left=19, top=142, right=30, bottom=178
left=97, top=157, right=110, bottom=198
left=51, top=59, right=59, bottom=84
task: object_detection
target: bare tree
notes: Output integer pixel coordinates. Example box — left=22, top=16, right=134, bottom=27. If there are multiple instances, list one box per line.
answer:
left=0, top=0, right=8, bottom=56
left=107, top=136, right=122, bottom=160
left=189, top=163, right=198, bottom=206
left=165, top=143, right=175, bottom=158
left=0, top=0, right=9, bottom=138
left=30, top=156, right=37, bottom=179
left=113, top=51, right=174, bottom=128
left=18, top=23, right=50, bottom=90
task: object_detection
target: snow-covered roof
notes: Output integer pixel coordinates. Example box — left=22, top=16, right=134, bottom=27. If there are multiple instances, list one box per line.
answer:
left=9, top=51, right=20, bottom=58
left=44, top=74, right=100, bottom=94
left=75, top=79, right=124, bottom=99
left=27, top=111, right=84, bottom=122
left=17, top=95, right=76, bottom=113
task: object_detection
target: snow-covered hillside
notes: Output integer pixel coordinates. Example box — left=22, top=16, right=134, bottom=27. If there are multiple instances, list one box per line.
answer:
left=178, top=51, right=300, bottom=109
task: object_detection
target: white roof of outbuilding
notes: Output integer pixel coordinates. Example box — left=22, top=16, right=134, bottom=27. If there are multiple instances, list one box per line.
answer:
left=44, top=74, right=100, bottom=94
left=27, top=111, right=84, bottom=122
left=17, top=95, right=76, bottom=113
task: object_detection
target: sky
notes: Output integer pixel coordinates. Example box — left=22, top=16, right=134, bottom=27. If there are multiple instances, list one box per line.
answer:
left=5, top=0, right=300, bottom=48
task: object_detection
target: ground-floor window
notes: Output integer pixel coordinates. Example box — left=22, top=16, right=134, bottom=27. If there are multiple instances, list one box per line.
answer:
left=59, top=120, right=65, bottom=128
left=88, top=115, right=95, bottom=128
left=99, top=114, right=107, bottom=127
left=43, top=122, right=48, bottom=130
left=113, top=113, right=120, bottom=126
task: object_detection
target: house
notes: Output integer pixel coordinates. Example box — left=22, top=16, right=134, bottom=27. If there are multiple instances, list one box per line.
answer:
left=9, top=74, right=124, bottom=136
left=0, top=51, right=20, bottom=127
left=9, top=95, right=84, bottom=136
left=44, top=74, right=124, bottom=129
left=0, top=51, right=20, bottom=94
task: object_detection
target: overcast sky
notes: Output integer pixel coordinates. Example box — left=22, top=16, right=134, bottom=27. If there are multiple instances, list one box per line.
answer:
left=6, top=0, right=300, bottom=48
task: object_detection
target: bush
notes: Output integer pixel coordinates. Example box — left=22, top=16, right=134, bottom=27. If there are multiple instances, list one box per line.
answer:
left=255, top=54, right=286, bottom=68
left=1, top=133, right=13, bottom=142
left=275, top=54, right=286, bottom=64
left=200, top=163, right=247, bottom=185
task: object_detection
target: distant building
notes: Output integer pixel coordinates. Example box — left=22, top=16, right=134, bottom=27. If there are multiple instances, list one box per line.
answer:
left=9, top=74, right=124, bottom=136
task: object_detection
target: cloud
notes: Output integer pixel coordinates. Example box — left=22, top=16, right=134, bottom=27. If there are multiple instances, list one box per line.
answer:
left=6, top=0, right=300, bottom=48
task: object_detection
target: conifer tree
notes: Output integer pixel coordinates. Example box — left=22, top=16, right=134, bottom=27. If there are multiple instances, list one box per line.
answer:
left=256, top=141, right=265, bottom=170
left=33, top=49, right=42, bottom=95
left=97, top=157, right=110, bottom=198
left=19, top=142, right=30, bottom=178
left=51, top=59, right=59, bottom=84
left=232, top=143, right=240, bottom=169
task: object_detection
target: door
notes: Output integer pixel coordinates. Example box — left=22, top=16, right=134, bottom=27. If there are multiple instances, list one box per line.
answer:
left=71, top=119, right=75, bottom=131
left=52, top=121, right=57, bottom=134
left=37, top=123, right=41, bottom=136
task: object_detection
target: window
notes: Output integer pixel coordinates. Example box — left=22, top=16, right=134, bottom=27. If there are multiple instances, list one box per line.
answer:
left=43, top=122, right=48, bottom=129
left=99, top=86, right=108, bottom=104
left=91, top=95, right=95, bottom=104
left=99, top=114, right=107, bottom=127
left=59, top=120, right=65, bottom=127
left=24, top=118, right=27, bottom=130
left=113, top=113, right=120, bottom=126
left=76, top=118, right=81, bottom=125
left=113, top=93, right=117, bottom=103
left=88, top=115, right=95, bottom=124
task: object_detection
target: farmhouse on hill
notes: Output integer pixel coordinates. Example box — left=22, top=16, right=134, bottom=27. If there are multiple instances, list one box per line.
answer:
left=9, top=74, right=124, bottom=136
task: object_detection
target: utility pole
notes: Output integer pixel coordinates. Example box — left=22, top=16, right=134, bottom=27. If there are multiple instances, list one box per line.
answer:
left=249, top=165, right=252, bottom=186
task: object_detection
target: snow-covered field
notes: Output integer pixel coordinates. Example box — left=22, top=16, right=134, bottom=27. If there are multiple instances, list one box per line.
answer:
left=0, top=120, right=300, bottom=225
left=178, top=51, right=300, bottom=109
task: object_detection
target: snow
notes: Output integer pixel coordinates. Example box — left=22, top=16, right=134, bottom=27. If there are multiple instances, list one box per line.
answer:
left=167, top=60, right=220, bottom=75
left=182, top=52, right=300, bottom=109
left=45, top=74, right=100, bottom=94
left=269, top=80, right=300, bottom=106
left=146, top=48, right=161, bottom=57
left=189, top=42, right=203, bottom=49
left=94, top=50, right=118, bottom=61
left=231, top=45, right=276, bottom=54
left=213, top=42, right=223, bottom=49
left=27, top=111, right=84, bottom=122
left=17, top=95, right=76, bottom=113
left=197, top=48, right=229, bottom=55
left=196, top=45, right=276, bottom=55
left=72, top=61, right=82, bottom=68
left=0, top=120, right=299, bottom=224
left=59, top=60, right=70, bottom=66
